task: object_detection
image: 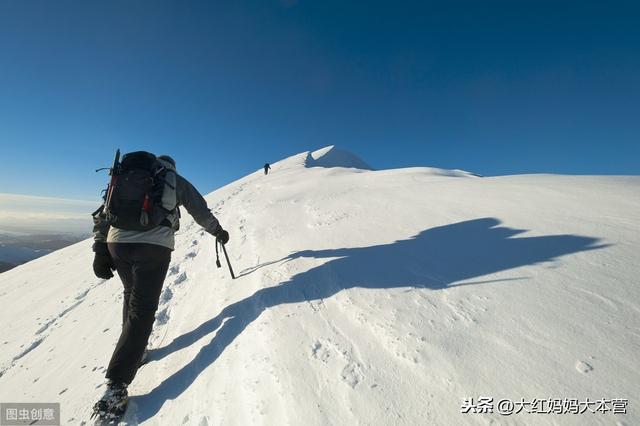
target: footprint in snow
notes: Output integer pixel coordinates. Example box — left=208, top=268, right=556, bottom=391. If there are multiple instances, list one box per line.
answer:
left=311, top=341, right=331, bottom=363
left=160, top=288, right=173, bottom=304
left=155, top=308, right=170, bottom=326
left=173, top=272, right=188, bottom=285
left=575, top=360, right=593, bottom=374
left=341, top=362, right=364, bottom=389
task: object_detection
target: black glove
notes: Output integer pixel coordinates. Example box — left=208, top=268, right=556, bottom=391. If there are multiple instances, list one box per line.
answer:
left=212, top=225, right=230, bottom=245
left=93, top=243, right=115, bottom=279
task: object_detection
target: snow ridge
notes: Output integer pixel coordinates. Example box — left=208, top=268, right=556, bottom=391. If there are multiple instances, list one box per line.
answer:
left=305, top=146, right=373, bottom=170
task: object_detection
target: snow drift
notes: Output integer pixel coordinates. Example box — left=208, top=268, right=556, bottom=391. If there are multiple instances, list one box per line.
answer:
left=0, top=147, right=638, bottom=425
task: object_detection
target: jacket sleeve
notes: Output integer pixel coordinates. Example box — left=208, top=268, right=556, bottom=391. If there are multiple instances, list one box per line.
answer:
left=176, top=175, right=220, bottom=234
left=92, top=205, right=110, bottom=250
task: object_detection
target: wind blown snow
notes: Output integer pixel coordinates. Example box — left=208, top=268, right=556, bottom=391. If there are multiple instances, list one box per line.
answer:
left=0, top=146, right=638, bottom=425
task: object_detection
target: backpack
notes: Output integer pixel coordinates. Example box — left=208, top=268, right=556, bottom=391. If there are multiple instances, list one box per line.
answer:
left=104, top=151, right=178, bottom=231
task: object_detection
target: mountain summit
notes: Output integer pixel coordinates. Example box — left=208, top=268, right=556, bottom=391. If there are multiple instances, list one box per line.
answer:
left=305, top=146, right=373, bottom=170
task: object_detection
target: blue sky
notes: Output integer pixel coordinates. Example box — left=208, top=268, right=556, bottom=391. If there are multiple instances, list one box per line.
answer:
left=0, top=0, right=638, bottom=200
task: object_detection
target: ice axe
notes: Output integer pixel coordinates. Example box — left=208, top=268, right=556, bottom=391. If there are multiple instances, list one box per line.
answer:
left=215, top=238, right=236, bottom=279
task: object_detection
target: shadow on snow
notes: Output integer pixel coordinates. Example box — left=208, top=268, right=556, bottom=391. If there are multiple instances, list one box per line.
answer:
left=131, top=217, right=607, bottom=421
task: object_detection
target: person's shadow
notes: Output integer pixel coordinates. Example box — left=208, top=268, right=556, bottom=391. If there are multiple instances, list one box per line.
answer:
left=130, top=218, right=607, bottom=421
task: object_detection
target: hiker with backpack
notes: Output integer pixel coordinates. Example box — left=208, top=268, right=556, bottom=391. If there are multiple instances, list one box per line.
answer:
left=90, top=151, right=229, bottom=421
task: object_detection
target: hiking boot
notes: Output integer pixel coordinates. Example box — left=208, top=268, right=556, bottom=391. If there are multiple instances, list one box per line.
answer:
left=91, top=380, right=129, bottom=421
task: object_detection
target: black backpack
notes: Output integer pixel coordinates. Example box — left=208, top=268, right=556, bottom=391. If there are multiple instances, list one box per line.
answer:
left=104, top=151, right=177, bottom=231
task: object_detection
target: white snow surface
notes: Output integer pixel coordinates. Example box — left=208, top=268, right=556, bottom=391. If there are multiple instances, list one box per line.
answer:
left=0, top=147, right=639, bottom=425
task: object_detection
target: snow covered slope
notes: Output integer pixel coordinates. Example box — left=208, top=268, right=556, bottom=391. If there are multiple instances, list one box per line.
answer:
left=1, top=147, right=638, bottom=425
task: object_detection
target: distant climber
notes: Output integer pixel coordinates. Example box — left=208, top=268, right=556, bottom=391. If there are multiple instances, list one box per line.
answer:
left=264, top=163, right=271, bottom=175
left=89, top=151, right=230, bottom=422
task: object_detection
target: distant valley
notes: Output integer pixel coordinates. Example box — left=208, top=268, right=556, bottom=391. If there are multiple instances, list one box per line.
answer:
left=0, top=231, right=88, bottom=272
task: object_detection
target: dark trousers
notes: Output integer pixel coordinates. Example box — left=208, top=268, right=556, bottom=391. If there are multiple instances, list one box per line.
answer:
left=106, top=243, right=171, bottom=384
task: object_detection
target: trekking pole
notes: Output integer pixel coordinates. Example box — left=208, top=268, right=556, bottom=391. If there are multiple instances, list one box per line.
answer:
left=215, top=238, right=236, bottom=279
left=215, top=239, right=221, bottom=268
